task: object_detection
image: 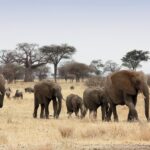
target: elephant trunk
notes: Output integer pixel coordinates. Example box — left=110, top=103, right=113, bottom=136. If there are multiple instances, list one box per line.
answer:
left=80, top=103, right=87, bottom=118
left=143, top=83, right=149, bottom=121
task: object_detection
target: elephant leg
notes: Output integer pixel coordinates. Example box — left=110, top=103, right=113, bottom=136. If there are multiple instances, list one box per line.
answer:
left=68, top=112, right=72, bottom=118
left=89, top=110, right=92, bottom=119
left=44, top=99, right=49, bottom=119
left=125, top=95, right=138, bottom=121
left=53, top=99, right=57, bottom=118
left=40, top=104, right=45, bottom=118
left=128, top=95, right=137, bottom=121
left=101, top=105, right=106, bottom=121
left=112, top=104, right=118, bottom=122
left=33, top=104, right=39, bottom=118
left=93, top=110, right=97, bottom=119
left=33, top=96, right=39, bottom=118
left=75, top=109, right=79, bottom=118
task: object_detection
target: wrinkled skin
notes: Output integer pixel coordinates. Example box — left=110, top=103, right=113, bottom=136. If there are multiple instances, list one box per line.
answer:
left=83, top=87, right=109, bottom=121
left=0, top=74, right=5, bottom=108
left=105, top=70, right=149, bottom=122
left=33, top=80, right=62, bottom=119
left=66, top=94, right=86, bottom=118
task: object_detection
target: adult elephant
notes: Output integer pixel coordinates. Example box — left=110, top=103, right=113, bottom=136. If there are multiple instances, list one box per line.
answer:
left=83, top=87, right=109, bottom=121
left=105, top=70, right=149, bottom=122
left=33, top=80, right=62, bottom=119
left=0, top=74, right=5, bottom=108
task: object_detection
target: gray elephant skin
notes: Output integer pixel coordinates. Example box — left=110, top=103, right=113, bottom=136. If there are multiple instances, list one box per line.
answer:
left=33, top=80, right=62, bottom=119
left=66, top=94, right=86, bottom=118
left=105, top=70, right=149, bottom=122
left=0, top=74, right=5, bottom=108
left=83, top=87, right=109, bottom=121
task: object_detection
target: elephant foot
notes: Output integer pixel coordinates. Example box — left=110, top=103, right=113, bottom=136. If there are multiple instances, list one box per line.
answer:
left=45, top=115, right=49, bottom=119
left=114, top=118, right=119, bottom=122
left=33, top=113, right=37, bottom=118
left=54, top=115, right=59, bottom=119
left=40, top=115, right=44, bottom=119
left=127, top=117, right=139, bottom=122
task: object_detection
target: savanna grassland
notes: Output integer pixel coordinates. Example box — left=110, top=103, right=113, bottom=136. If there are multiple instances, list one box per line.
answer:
left=0, top=80, right=150, bottom=150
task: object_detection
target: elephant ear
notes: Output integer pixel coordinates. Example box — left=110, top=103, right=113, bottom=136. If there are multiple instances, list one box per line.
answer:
left=111, top=71, right=137, bottom=95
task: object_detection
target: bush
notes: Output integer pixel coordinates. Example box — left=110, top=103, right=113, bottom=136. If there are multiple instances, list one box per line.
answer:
left=85, top=76, right=105, bottom=87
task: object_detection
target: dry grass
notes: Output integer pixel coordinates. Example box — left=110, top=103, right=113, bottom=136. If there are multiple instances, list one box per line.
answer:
left=0, top=80, right=150, bottom=149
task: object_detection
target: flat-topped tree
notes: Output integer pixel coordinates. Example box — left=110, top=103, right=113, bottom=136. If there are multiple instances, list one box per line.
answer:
left=121, top=50, right=149, bottom=70
left=40, top=44, right=76, bottom=82
left=14, top=43, right=46, bottom=82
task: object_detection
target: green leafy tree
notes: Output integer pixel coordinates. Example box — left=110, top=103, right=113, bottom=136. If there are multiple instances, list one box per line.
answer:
left=40, top=44, right=76, bottom=82
left=121, top=50, right=149, bottom=70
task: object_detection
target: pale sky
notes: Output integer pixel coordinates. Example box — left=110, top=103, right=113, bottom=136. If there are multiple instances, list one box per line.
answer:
left=0, top=0, right=150, bottom=73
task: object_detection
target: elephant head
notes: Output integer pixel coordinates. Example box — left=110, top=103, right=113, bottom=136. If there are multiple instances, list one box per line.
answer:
left=131, top=71, right=149, bottom=120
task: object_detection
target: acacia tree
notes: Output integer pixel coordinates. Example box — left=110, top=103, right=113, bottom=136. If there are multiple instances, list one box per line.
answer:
left=121, top=50, right=149, bottom=70
left=58, top=62, right=91, bottom=82
left=14, top=43, right=46, bottom=82
left=40, top=44, right=76, bottom=82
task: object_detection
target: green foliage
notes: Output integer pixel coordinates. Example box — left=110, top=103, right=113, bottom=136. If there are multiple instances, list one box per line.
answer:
left=121, top=50, right=149, bottom=70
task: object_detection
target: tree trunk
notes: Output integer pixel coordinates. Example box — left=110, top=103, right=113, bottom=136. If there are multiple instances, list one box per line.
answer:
left=54, top=64, right=57, bottom=83
left=24, top=68, right=34, bottom=82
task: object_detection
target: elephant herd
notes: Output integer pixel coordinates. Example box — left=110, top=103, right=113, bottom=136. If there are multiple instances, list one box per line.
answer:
left=33, top=70, right=150, bottom=122
left=0, top=70, right=149, bottom=122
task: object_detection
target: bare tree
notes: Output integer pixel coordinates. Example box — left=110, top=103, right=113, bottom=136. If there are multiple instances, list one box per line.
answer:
left=40, top=44, right=76, bottom=82
left=2, top=63, right=24, bottom=83
left=34, top=65, right=50, bottom=81
left=103, top=60, right=121, bottom=73
left=14, top=43, right=46, bottom=82
left=0, top=50, right=15, bottom=64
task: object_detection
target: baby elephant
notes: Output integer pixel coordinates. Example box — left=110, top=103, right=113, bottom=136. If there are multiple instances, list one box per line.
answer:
left=5, top=87, right=11, bottom=99
left=83, top=87, right=109, bottom=121
left=66, top=94, right=86, bottom=118
left=13, top=90, right=23, bottom=99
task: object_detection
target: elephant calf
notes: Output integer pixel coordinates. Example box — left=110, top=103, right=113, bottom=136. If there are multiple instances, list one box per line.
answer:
left=13, top=90, right=23, bottom=99
left=83, top=87, right=109, bottom=121
left=66, top=94, right=86, bottom=118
